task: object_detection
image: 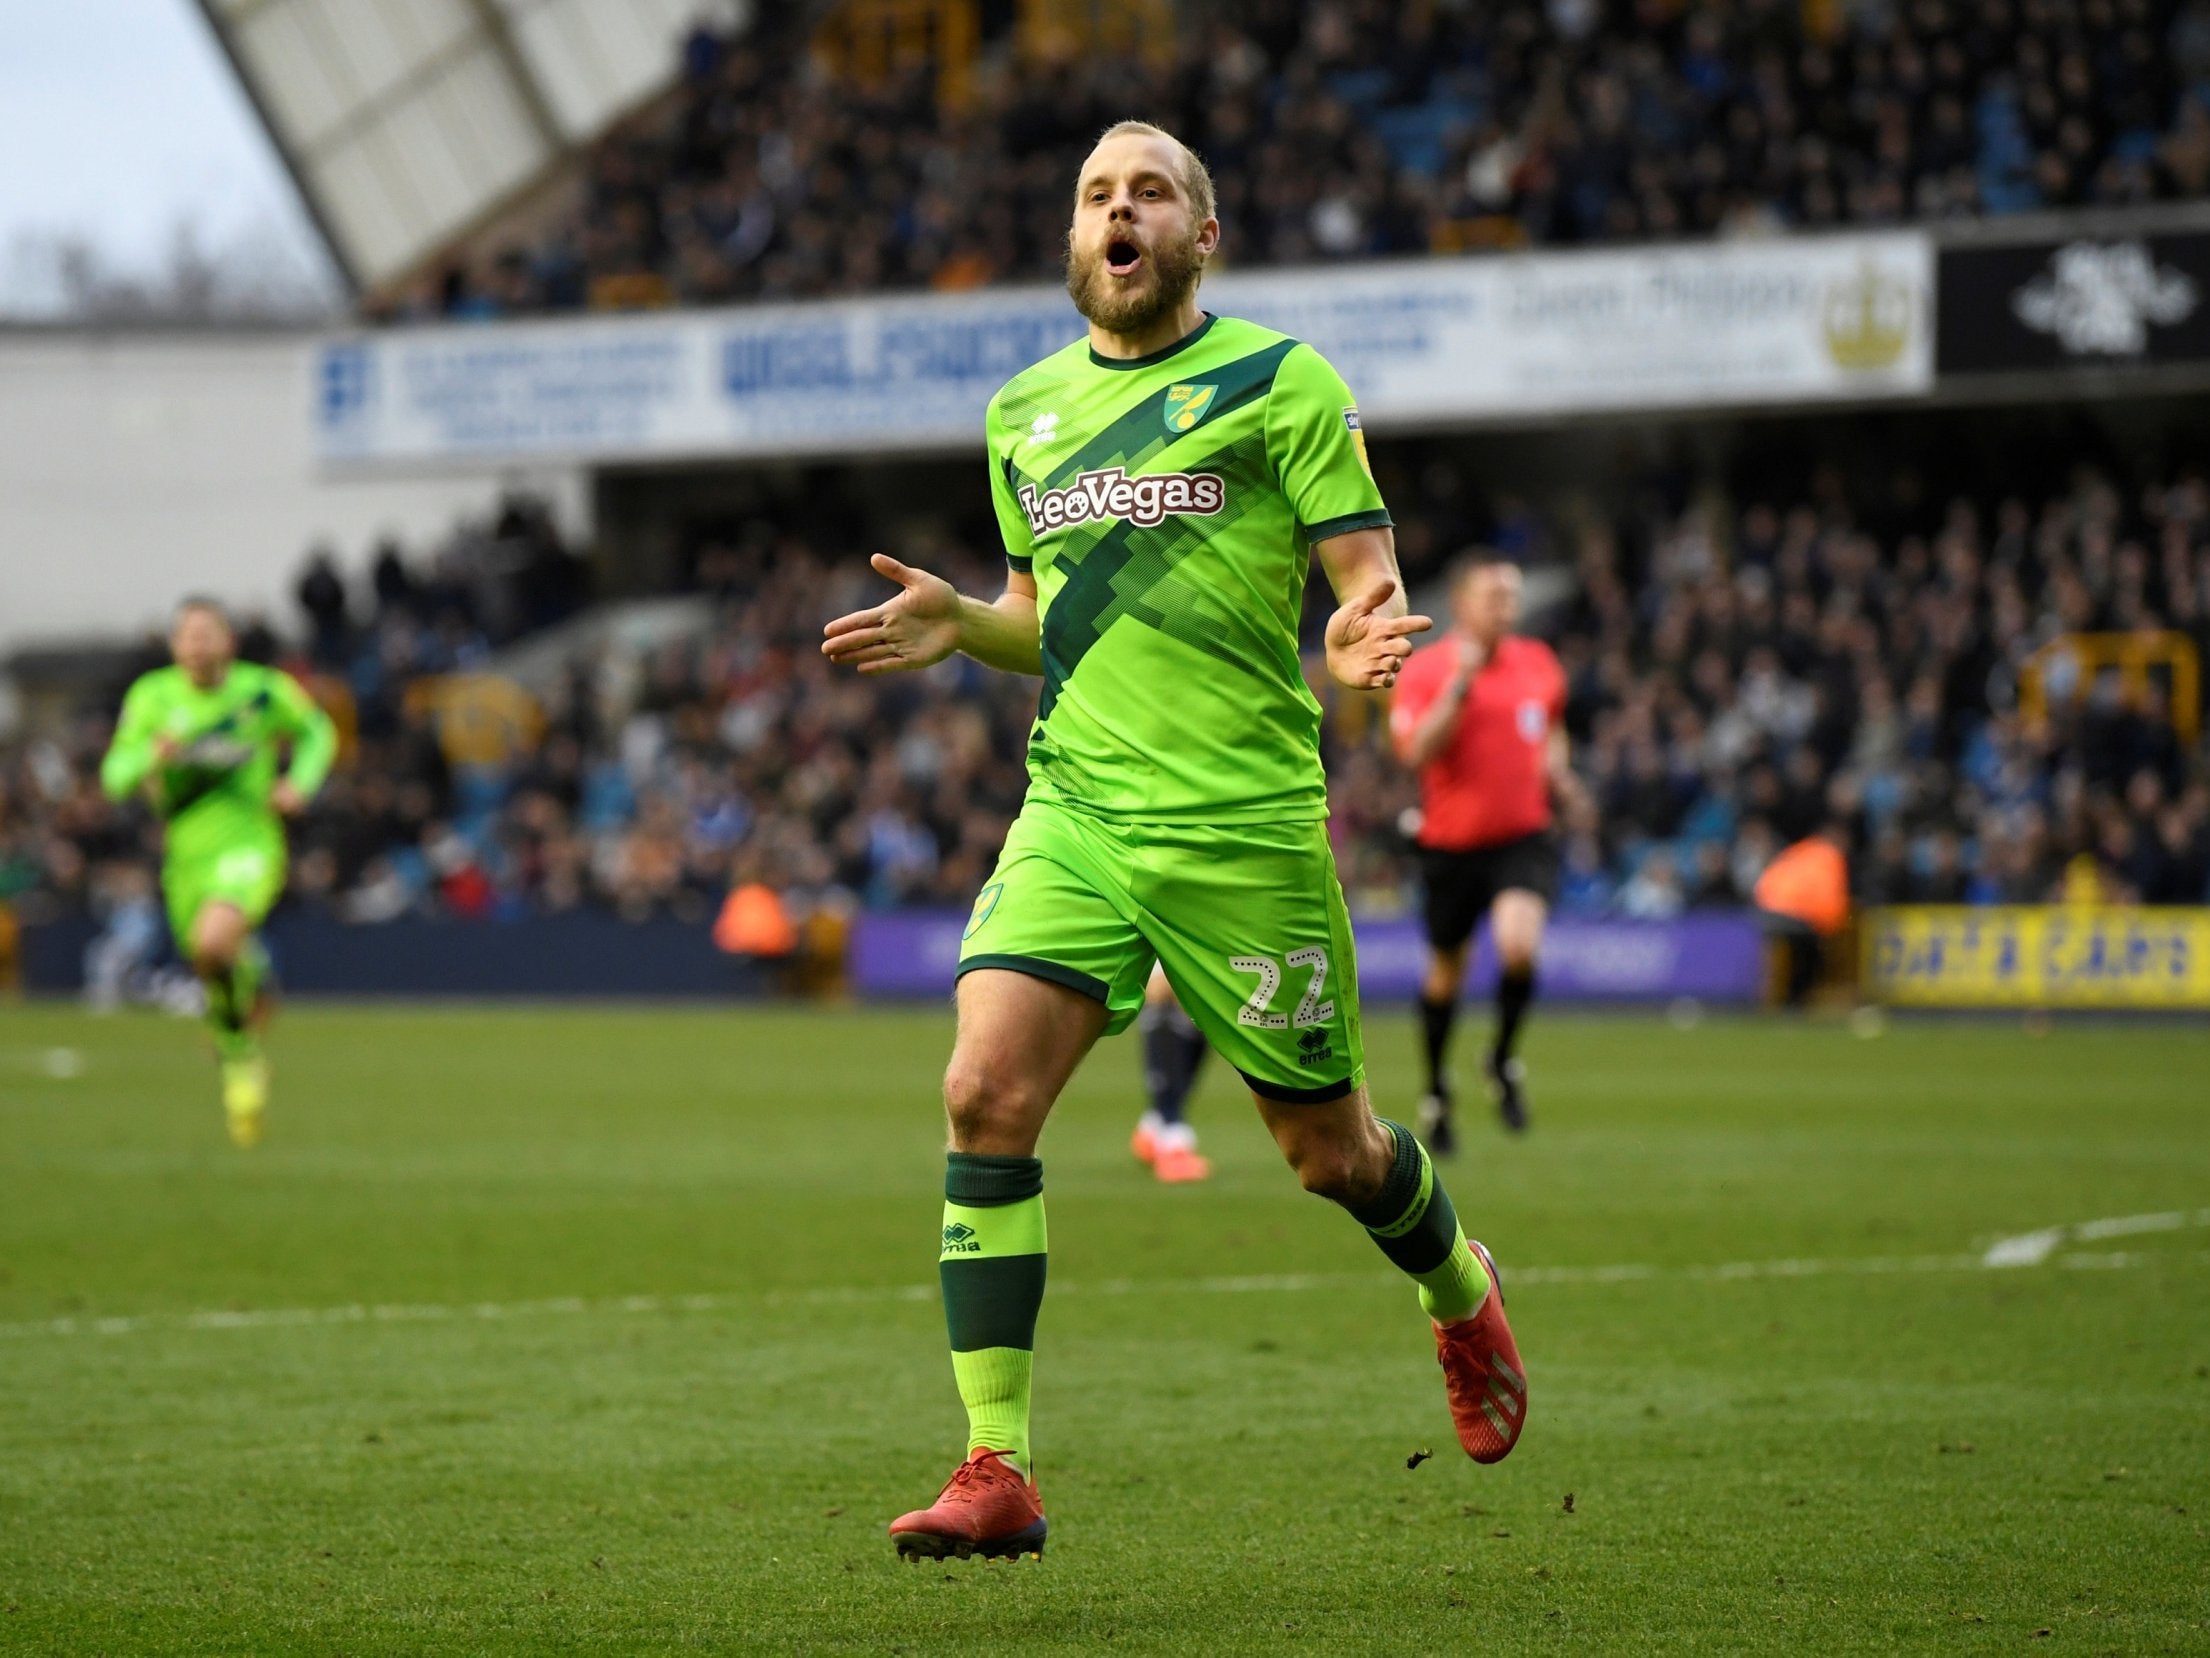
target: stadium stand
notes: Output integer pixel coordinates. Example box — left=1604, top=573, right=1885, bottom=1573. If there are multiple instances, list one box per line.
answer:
left=5, top=455, right=2207, bottom=948
left=3, top=6, right=2207, bottom=978
left=385, top=0, right=2210, bottom=319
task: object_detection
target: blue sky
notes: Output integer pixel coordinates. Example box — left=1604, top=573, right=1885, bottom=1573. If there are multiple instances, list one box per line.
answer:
left=0, top=0, right=331, bottom=310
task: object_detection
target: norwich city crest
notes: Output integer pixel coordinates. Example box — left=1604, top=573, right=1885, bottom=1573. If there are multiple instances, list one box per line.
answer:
left=963, top=882, right=1004, bottom=941
left=1164, top=382, right=1218, bottom=433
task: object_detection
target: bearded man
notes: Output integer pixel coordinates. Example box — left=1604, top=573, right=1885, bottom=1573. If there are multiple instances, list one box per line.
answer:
left=823, top=121, right=1529, bottom=1562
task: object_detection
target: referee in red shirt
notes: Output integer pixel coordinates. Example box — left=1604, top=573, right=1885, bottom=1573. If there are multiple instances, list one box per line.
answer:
left=1390, top=555, right=1576, bottom=1147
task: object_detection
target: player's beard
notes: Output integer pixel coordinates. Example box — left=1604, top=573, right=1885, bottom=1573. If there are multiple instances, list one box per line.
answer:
left=1065, top=221, right=1206, bottom=336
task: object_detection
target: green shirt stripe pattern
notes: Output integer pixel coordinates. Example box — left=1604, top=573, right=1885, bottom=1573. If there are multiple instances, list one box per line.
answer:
left=986, top=312, right=1390, bottom=825
left=99, top=663, right=337, bottom=868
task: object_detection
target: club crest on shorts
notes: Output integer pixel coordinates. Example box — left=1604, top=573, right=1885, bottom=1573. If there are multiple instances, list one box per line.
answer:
left=963, top=882, right=1004, bottom=940
left=1518, top=699, right=1547, bottom=742
left=1164, top=383, right=1218, bottom=433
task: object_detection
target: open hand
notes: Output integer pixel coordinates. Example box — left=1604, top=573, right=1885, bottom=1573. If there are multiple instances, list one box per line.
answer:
left=1324, top=579, right=1430, bottom=691
left=822, top=554, right=963, bottom=676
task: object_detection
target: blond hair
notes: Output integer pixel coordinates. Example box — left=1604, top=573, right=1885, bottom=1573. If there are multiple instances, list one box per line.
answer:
left=1090, top=120, right=1217, bottom=224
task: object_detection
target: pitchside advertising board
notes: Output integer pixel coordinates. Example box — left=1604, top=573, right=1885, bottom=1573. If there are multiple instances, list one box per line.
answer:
left=1936, top=229, right=2210, bottom=376
left=315, top=232, right=1932, bottom=466
left=849, top=912, right=1770, bottom=1003
left=1865, top=906, right=2210, bottom=1010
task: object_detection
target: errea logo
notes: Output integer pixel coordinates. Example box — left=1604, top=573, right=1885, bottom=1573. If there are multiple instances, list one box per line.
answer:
left=942, top=1222, right=981, bottom=1254
left=1026, top=411, right=1059, bottom=445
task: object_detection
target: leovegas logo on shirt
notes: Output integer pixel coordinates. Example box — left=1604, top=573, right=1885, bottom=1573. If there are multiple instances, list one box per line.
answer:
left=1017, top=466, right=1225, bottom=534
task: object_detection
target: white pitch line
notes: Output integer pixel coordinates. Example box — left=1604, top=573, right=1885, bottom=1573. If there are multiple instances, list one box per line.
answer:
left=4, top=1242, right=2206, bottom=1344
left=1980, top=1207, right=2210, bottom=1268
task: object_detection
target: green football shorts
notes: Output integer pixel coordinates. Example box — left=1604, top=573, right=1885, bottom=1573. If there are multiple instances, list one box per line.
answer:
left=957, top=799, right=1366, bottom=1103
left=163, top=837, right=285, bottom=950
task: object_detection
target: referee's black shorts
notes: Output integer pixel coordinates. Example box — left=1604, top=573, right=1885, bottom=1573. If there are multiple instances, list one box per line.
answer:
left=1419, top=831, right=1561, bottom=953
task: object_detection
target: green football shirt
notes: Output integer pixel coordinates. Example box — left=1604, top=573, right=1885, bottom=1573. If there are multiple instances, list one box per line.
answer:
left=99, top=662, right=337, bottom=867
left=985, top=311, right=1390, bottom=824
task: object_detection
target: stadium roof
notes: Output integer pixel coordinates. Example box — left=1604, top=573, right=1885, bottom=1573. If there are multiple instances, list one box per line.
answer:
left=194, top=0, right=734, bottom=293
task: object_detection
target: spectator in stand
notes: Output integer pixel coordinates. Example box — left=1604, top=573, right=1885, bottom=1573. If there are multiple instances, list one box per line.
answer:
left=296, top=548, right=350, bottom=669
left=4, top=460, right=2208, bottom=936
left=380, top=0, right=2210, bottom=323
left=1618, top=847, right=1688, bottom=920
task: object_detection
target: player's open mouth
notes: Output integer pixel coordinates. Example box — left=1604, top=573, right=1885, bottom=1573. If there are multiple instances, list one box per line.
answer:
left=1105, top=239, right=1143, bottom=277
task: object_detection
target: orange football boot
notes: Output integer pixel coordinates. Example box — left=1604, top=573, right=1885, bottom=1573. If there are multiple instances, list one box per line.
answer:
left=1434, top=1239, right=1528, bottom=1464
left=1152, top=1142, right=1212, bottom=1182
left=1130, top=1120, right=1160, bottom=1167
left=888, top=1448, right=1047, bottom=1561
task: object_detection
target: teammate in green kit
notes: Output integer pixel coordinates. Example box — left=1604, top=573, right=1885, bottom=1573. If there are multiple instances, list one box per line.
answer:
left=824, top=122, right=1529, bottom=1562
left=100, top=598, right=336, bottom=1146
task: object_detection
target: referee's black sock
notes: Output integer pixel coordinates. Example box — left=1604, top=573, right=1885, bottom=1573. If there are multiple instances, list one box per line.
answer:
left=1493, top=965, right=1536, bottom=1068
left=1140, top=1000, right=1207, bottom=1127
left=1417, top=993, right=1456, bottom=1098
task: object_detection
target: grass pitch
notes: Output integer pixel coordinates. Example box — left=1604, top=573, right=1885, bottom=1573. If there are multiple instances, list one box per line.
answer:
left=1, top=1001, right=2206, bottom=1655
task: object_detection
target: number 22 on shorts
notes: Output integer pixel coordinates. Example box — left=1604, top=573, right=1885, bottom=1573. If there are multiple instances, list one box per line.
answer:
left=1229, top=948, right=1334, bottom=1030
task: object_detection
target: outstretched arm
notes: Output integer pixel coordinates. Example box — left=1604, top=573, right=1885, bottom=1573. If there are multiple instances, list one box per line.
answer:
left=1314, top=526, right=1431, bottom=691
left=822, top=554, right=1042, bottom=678
left=1546, top=727, right=1590, bottom=818
left=98, top=680, right=162, bottom=803
left=270, top=670, right=338, bottom=817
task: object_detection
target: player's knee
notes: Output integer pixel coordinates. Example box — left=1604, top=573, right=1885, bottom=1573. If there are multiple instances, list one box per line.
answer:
left=941, top=1056, right=1048, bottom=1150
left=1422, top=949, right=1465, bottom=1000
left=190, top=937, right=238, bottom=978
left=1497, top=939, right=1538, bottom=977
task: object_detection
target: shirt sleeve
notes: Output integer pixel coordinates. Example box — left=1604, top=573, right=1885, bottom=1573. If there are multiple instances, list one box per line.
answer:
left=98, top=676, right=162, bottom=802
left=271, top=669, right=338, bottom=799
left=984, top=395, right=1039, bottom=576
left=1264, top=343, right=1392, bottom=546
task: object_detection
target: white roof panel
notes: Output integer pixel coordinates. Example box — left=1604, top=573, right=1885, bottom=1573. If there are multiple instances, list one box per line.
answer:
left=316, top=126, right=418, bottom=278
left=237, top=2, right=347, bottom=147
left=196, top=0, right=736, bottom=290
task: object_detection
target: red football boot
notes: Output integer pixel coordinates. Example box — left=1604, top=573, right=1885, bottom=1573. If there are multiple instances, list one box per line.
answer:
left=888, top=1448, right=1047, bottom=1561
left=1434, top=1240, right=1528, bottom=1464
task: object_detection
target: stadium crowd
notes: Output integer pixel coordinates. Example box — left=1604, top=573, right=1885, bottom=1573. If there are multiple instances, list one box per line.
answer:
left=390, top=0, right=2210, bottom=319
left=4, top=460, right=2209, bottom=949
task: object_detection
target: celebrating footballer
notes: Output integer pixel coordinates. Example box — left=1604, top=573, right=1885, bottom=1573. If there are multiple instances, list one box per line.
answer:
left=824, top=121, right=1528, bottom=1562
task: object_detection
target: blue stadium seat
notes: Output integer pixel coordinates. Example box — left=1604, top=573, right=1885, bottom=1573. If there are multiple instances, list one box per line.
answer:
left=453, top=767, right=511, bottom=836
left=1326, top=69, right=1394, bottom=111
left=1371, top=101, right=1472, bottom=179
left=580, top=763, right=636, bottom=831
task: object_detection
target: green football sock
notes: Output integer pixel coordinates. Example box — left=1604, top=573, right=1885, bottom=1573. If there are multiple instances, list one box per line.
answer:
left=1350, top=1120, right=1491, bottom=1325
left=203, top=940, right=267, bottom=1063
left=939, top=1152, right=1046, bottom=1475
